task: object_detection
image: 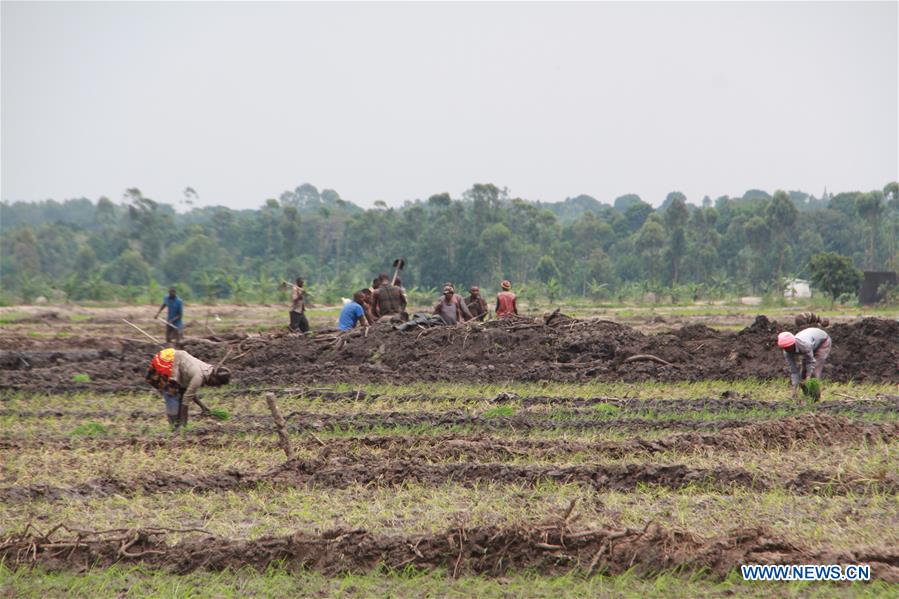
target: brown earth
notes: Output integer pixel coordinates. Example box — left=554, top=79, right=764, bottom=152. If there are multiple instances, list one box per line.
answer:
left=3, top=522, right=897, bottom=581
left=5, top=434, right=896, bottom=504
left=2, top=414, right=895, bottom=457
left=3, top=395, right=897, bottom=422
left=1, top=315, right=898, bottom=392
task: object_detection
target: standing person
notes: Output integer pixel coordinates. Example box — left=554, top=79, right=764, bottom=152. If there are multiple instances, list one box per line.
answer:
left=777, top=327, right=832, bottom=399
left=372, top=274, right=407, bottom=320
left=433, top=284, right=472, bottom=325
left=495, top=280, right=518, bottom=318
left=465, top=286, right=488, bottom=321
left=288, top=278, right=310, bottom=333
left=154, top=287, right=184, bottom=346
left=338, top=291, right=368, bottom=331
left=145, top=348, right=231, bottom=429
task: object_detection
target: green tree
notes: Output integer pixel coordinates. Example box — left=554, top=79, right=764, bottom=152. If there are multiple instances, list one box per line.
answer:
left=536, top=255, right=561, bottom=283
left=809, top=252, right=862, bottom=303
left=766, top=190, right=798, bottom=280
left=74, top=245, right=97, bottom=276
left=636, top=215, right=666, bottom=283
left=855, top=191, right=884, bottom=269
left=480, top=222, right=512, bottom=276
left=663, top=195, right=689, bottom=285
left=103, top=249, right=151, bottom=286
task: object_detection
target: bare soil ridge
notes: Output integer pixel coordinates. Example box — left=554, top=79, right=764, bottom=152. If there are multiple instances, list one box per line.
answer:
left=3, top=522, right=897, bottom=581
left=1, top=316, right=897, bottom=391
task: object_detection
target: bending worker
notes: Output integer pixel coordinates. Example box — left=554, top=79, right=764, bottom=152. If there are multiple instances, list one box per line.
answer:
left=777, top=327, right=831, bottom=399
left=146, top=348, right=231, bottom=428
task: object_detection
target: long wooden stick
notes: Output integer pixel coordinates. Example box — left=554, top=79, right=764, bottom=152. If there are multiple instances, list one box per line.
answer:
left=122, top=319, right=162, bottom=344
left=622, top=354, right=672, bottom=366
left=155, top=317, right=179, bottom=330
left=265, top=392, right=295, bottom=460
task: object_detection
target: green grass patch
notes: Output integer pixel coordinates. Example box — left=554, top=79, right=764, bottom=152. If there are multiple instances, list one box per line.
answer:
left=0, top=311, right=30, bottom=324
left=593, top=403, right=621, bottom=416
left=481, top=405, right=517, bottom=419
left=70, top=373, right=91, bottom=383
left=801, top=378, right=822, bottom=402
left=1, top=562, right=894, bottom=598
left=209, top=408, right=230, bottom=421
left=69, top=422, right=107, bottom=437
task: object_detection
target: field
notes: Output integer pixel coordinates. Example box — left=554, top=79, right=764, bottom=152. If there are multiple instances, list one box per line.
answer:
left=1, top=303, right=898, bottom=597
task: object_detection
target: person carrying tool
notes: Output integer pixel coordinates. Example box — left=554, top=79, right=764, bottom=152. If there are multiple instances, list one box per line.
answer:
left=372, top=274, right=407, bottom=320
left=145, top=348, right=231, bottom=429
left=338, top=291, right=369, bottom=331
left=495, top=280, right=518, bottom=318
left=465, top=286, right=488, bottom=321
left=434, top=284, right=472, bottom=325
left=777, top=327, right=832, bottom=399
left=288, top=277, right=310, bottom=333
left=154, top=287, right=184, bottom=346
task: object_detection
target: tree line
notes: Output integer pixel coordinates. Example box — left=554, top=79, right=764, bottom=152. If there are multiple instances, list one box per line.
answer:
left=1, top=182, right=897, bottom=306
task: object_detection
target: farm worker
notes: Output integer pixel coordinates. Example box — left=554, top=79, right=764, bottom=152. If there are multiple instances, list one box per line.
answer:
left=372, top=274, right=407, bottom=320
left=495, top=280, right=518, bottom=318
left=154, top=287, right=184, bottom=346
left=369, top=276, right=382, bottom=295
left=434, top=284, right=472, bottom=325
left=465, top=286, right=488, bottom=321
left=145, top=348, right=231, bottom=429
left=777, top=327, right=832, bottom=399
left=338, top=291, right=368, bottom=331
left=288, top=277, right=310, bottom=333
left=357, top=288, right=376, bottom=326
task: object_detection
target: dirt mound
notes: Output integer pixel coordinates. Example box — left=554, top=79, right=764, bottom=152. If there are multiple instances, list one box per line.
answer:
left=230, top=314, right=899, bottom=386
left=5, top=437, right=895, bottom=505
left=1, top=315, right=896, bottom=391
left=3, top=523, right=897, bottom=581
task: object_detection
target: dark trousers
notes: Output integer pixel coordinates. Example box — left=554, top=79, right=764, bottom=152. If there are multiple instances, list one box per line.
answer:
left=165, top=325, right=183, bottom=346
left=290, top=311, right=310, bottom=333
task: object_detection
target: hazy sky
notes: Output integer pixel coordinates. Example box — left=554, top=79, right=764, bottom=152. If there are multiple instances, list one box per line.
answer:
left=2, top=1, right=897, bottom=209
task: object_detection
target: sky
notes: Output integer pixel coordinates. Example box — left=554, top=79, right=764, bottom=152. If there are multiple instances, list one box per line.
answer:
left=2, top=1, right=897, bottom=210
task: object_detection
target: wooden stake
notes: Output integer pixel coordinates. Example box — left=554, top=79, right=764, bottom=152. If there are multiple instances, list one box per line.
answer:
left=265, top=392, right=295, bottom=460
left=122, top=319, right=162, bottom=345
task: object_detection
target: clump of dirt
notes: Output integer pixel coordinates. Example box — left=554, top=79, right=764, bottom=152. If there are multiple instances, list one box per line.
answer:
left=1, top=315, right=897, bottom=391
left=3, top=522, right=897, bottom=581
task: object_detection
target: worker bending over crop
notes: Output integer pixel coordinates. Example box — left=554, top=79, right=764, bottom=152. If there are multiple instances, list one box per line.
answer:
left=777, top=327, right=831, bottom=400
left=145, top=348, right=231, bottom=429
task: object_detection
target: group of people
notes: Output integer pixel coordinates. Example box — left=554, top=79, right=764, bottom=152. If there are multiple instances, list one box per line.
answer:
left=337, top=276, right=519, bottom=331
left=146, top=285, right=836, bottom=430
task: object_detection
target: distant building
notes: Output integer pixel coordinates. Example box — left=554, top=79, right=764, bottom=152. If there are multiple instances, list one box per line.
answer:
left=784, top=279, right=811, bottom=299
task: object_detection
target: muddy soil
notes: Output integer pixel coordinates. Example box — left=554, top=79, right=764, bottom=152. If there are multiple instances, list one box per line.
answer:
left=3, top=522, right=897, bottom=581
left=1, top=315, right=897, bottom=392
left=4, top=395, right=897, bottom=423
left=2, top=414, right=894, bottom=458
left=4, top=447, right=894, bottom=506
